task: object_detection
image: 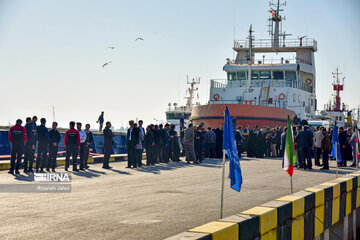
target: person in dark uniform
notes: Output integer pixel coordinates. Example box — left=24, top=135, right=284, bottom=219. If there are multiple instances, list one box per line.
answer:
left=194, top=126, right=204, bottom=163
left=36, top=118, right=49, bottom=173
left=303, top=125, right=313, bottom=169
left=321, top=128, right=331, bottom=170
left=145, top=125, right=155, bottom=165
left=158, top=124, right=166, bottom=163
left=162, top=124, right=170, bottom=163
left=103, top=121, right=114, bottom=169
left=254, top=128, right=265, bottom=158
left=339, top=127, right=352, bottom=167
left=138, top=120, right=145, bottom=157
left=84, top=124, right=93, bottom=169
left=126, top=120, right=136, bottom=168
left=215, top=128, right=222, bottom=158
left=235, top=127, right=244, bottom=158
left=247, top=129, right=256, bottom=157
left=169, top=124, right=180, bottom=162
left=64, top=121, right=80, bottom=171
left=295, top=125, right=305, bottom=169
left=8, top=119, right=27, bottom=174
left=154, top=125, right=161, bottom=163
left=48, top=122, right=60, bottom=172
left=24, top=117, right=35, bottom=173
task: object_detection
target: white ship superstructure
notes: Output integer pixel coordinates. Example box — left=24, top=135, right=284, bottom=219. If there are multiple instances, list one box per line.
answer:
left=209, top=1, right=317, bottom=121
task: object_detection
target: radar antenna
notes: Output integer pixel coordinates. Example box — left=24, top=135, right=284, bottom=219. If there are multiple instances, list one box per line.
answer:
left=268, top=0, right=287, bottom=48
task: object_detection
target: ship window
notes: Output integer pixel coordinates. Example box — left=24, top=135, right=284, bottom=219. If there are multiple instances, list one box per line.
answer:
left=227, top=72, right=237, bottom=81
left=285, top=71, right=296, bottom=81
left=273, top=71, right=284, bottom=80
left=339, top=117, right=342, bottom=121
left=259, top=71, right=271, bottom=79
left=293, top=94, right=296, bottom=102
left=237, top=71, right=247, bottom=80
left=298, top=95, right=301, bottom=103
left=251, top=71, right=259, bottom=79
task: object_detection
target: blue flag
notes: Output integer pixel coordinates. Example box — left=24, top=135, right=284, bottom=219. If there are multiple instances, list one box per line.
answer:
left=330, top=121, right=342, bottom=163
left=223, top=106, right=242, bottom=192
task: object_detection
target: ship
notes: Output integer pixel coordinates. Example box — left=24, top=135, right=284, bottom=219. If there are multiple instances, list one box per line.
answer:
left=310, top=68, right=358, bottom=128
left=191, top=1, right=317, bottom=129
left=165, top=76, right=200, bottom=130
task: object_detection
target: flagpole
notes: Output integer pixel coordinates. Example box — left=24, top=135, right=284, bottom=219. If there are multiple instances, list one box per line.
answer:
left=220, top=149, right=226, bottom=219
left=335, top=140, right=338, bottom=178
left=290, top=175, right=293, bottom=194
left=356, top=127, right=359, bottom=170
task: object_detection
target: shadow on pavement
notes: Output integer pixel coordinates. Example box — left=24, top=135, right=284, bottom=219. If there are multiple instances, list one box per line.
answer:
left=13, top=173, right=34, bottom=182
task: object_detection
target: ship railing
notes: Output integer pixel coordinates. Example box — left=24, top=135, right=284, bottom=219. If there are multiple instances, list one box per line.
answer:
left=210, top=79, right=313, bottom=93
left=209, top=99, right=288, bottom=109
left=233, top=57, right=299, bottom=65
left=234, top=38, right=317, bottom=50
left=211, top=79, right=227, bottom=88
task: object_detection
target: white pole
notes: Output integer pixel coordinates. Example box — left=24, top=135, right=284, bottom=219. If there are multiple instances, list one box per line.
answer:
left=220, top=149, right=226, bottom=219
left=335, top=141, right=338, bottom=178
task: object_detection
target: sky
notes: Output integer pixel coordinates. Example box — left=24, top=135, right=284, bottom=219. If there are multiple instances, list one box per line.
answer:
left=0, top=0, right=359, bottom=129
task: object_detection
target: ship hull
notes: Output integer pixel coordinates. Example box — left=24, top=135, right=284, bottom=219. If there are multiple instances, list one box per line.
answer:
left=191, top=104, right=295, bottom=129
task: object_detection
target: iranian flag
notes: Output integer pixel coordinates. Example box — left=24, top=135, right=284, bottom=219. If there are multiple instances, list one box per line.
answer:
left=283, top=116, right=297, bottom=176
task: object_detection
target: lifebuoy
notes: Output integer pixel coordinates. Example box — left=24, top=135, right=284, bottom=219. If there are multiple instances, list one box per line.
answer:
left=213, top=93, right=220, bottom=101
left=278, top=93, right=286, bottom=101
left=305, top=78, right=312, bottom=85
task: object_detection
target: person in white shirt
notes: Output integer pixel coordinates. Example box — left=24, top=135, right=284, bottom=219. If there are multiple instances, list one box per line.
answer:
left=313, top=126, right=324, bottom=166
left=77, top=122, right=87, bottom=170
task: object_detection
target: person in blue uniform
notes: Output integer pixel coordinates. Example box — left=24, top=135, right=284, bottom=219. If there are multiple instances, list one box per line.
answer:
left=36, top=118, right=49, bottom=173
left=24, top=117, right=35, bottom=173
left=48, top=122, right=60, bottom=172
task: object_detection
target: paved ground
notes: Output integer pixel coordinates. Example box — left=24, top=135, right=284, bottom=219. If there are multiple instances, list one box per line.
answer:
left=0, top=156, right=357, bottom=240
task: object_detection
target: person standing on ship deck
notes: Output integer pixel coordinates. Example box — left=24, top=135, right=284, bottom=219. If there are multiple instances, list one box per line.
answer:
left=97, top=111, right=104, bottom=132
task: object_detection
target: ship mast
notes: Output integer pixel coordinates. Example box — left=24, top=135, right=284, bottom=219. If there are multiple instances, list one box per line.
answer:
left=247, top=25, right=253, bottom=88
left=332, top=67, right=344, bottom=111
left=185, top=76, right=200, bottom=108
left=268, top=0, right=286, bottom=48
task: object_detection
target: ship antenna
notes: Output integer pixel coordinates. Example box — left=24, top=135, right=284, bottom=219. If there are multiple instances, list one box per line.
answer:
left=268, top=0, right=286, bottom=48
left=185, top=77, right=200, bottom=108
left=247, top=25, right=254, bottom=88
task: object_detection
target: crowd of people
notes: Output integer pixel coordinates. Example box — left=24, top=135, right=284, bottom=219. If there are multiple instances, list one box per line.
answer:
left=6, top=112, right=359, bottom=175
left=8, top=116, right=95, bottom=174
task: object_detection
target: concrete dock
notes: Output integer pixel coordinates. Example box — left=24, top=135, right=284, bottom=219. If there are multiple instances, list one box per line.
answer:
left=0, top=157, right=356, bottom=240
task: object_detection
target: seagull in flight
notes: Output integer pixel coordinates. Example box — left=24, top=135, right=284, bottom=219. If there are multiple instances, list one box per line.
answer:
left=135, top=37, right=143, bottom=41
left=108, top=47, right=115, bottom=49
left=102, top=61, right=112, bottom=68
